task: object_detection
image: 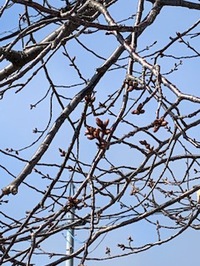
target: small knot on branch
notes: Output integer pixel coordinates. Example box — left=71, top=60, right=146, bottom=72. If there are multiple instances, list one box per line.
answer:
left=1, top=185, right=18, bottom=196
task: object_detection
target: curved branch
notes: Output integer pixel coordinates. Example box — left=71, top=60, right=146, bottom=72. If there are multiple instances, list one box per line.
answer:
left=147, top=0, right=200, bottom=10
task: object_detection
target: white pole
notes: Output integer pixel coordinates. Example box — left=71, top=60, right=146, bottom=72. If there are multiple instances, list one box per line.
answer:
left=66, top=183, right=75, bottom=266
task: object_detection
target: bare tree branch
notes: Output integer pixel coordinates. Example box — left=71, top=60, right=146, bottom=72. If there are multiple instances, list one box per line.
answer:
left=0, top=1, right=200, bottom=265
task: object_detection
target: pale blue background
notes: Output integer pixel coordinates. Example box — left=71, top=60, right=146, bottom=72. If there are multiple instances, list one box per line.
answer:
left=0, top=1, right=200, bottom=265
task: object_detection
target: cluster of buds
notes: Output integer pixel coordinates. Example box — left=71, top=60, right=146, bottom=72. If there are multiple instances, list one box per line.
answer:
left=148, top=178, right=155, bottom=188
left=117, top=243, right=126, bottom=251
left=153, top=116, right=168, bottom=132
left=85, top=118, right=111, bottom=149
left=139, top=140, right=154, bottom=152
left=105, top=247, right=111, bottom=256
left=130, top=185, right=139, bottom=195
left=5, top=148, right=19, bottom=155
left=132, top=103, right=145, bottom=115
left=85, top=93, right=95, bottom=106
left=58, top=148, right=66, bottom=157
left=125, top=79, right=140, bottom=92
left=67, top=196, right=81, bottom=208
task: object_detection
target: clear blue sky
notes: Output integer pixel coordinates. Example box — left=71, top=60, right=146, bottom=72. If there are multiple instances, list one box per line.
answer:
left=0, top=1, right=200, bottom=265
